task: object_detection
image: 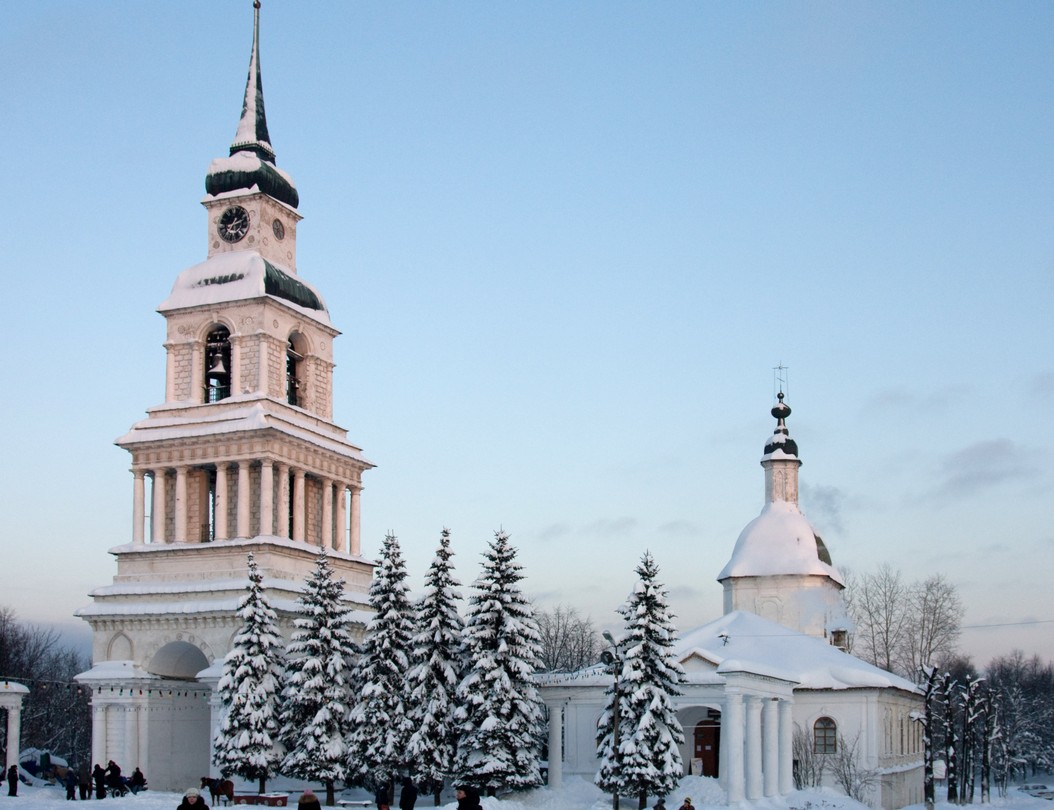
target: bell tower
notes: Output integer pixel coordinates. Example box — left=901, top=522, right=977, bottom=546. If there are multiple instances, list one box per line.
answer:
left=76, top=2, right=374, bottom=790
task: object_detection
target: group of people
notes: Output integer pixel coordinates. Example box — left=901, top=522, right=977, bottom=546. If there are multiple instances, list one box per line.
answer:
left=656, top=798, right=695, bottom=810
left=81, top=761, right=148, bottom=799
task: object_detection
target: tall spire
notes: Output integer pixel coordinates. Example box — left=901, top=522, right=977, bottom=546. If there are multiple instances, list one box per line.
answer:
left=231, top=1, right=275, bottom=162
left=205, top=0, right=299, bottom=209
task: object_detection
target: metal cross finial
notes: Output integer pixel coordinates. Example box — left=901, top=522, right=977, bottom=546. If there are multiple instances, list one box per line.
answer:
left=772, top=364, right=789, bottom=399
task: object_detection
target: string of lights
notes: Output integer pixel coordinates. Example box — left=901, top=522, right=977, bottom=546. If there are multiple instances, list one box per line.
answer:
left=0, top=679, right=211, bottom=699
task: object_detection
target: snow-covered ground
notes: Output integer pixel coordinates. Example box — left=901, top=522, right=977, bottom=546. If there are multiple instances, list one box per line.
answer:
left=2, top=774, right=1052, bottom=810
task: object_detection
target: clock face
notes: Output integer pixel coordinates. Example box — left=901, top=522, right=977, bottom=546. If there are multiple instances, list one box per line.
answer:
left=272, top=218, right=285, bottom=240
left=218, top=206, right=250, bottom=243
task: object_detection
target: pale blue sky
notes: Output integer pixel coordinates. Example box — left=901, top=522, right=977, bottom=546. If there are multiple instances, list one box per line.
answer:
left=1, top=3, right=1051, bottom=665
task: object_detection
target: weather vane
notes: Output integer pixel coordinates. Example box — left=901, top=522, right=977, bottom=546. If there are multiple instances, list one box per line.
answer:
left=772, top=364, right=789, bottom=400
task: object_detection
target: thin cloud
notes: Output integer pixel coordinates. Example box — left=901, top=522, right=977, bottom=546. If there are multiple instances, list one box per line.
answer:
left=1026, top=372, right=1054, bottom=400
left=657, top=519, right=700, bottom=537
left=919, top=439, right=1036, bottom=504
left=535, top=522, right=571, bottom=542
left=583, top=517, right=638, bottom=537
left=870, top=384, right=970, bottom=415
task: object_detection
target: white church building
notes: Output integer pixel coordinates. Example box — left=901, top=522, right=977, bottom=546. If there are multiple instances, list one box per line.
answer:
left=538, top=395, right=924, bottom=810
left=71, top=4, right=924, bottom=807
left=75, top=3, right=376, bottom=791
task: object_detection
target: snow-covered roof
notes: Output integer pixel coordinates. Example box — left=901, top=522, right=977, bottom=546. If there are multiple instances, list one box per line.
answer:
left=158, top=251, right=328, bottom=323
left=717, top=499, right=844, bottom=584
left=116, top=400, right=371, bottom=467
left=676, top=611, right=918, bottom=692
left=75, top=660, right=156, bottom=682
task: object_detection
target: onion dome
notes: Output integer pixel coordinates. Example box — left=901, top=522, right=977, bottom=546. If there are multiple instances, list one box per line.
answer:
left=205, top=1, right=299, bottom=209
left=763, top=392, right=798, bottom=459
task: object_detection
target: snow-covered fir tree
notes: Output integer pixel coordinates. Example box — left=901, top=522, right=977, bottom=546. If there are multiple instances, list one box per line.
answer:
left=406, top=529, right=466, bottom=802
left=214, top=552, right=285, bottom=793
left=453, top=530, right=545, bottom=795
left=596, top=552, right=685, bottom=807
left=347, top=533, right=416, bottom=791
left=279, top=548, right=359, bottom=806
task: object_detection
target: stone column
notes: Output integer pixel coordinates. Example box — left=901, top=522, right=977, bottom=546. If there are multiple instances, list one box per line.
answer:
left=92, top=702, right=107, bottom=771
left=349, top=486, right=361, bottom=555
left=292, top=470, right=306, bottom=542
left=5, top=703, right=20, bottom=770
left=164, top=342, right=176, bottom=402
left=547, top=704, right=563, bottom=789
left=724, top=691, right=745, bottom=803
left=207, top=687, right=225, bottom=780
left=257, top=336, right=269, bottom=396
left=778, top=699, right=794, bottom=795
left=321, top=479, right=333, bottom=549
left=335, top=484, right=347, bottom=552
left=215, top=464, right=229, bottom=541
left=259, top=460, right=274, bottom=536
left=746, top=696, right=763, bottom=799
left=151, top=470, right=166, bottom=544
left=174, top=466, right=189, bottom=542
left=237, top=461, right=252, bottom=538
left=132, top=470, right=146, bottom=545
left=0, top=683, right=28, bottom=771
left=763, top=698, right=779, bottom=797
left=191, top=341, right=204, bottom=403
left=230, top=337, right=242, bottom=397
left=277, top=464, right=290, bottom=538
left=124, top=703, right=137, bottom=771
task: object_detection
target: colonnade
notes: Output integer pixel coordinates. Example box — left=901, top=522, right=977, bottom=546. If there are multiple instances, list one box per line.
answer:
left=719, top=692, right=794, bottom=802
left=129, top=462, right=362, bottom=554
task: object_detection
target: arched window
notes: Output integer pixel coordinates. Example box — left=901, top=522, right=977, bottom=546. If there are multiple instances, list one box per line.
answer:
left=813, top=717, right=837, bottom=754
left=205, top=327, right=232, bottom=402
left=286, top=335, right=304, bottom=406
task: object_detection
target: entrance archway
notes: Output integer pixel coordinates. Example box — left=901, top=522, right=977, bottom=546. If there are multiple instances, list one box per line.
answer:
left=694, top=711, right=721, bottom=777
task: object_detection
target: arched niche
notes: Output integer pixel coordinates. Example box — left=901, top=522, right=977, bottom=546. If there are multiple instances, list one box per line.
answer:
left=147, top=641, right=210, bottom=680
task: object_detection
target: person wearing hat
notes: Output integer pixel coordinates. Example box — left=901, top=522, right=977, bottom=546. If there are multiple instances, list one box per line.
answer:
left=299, top=789, right=321, bottom=810
left=679, top=798, right=694, bottom=810
left=653, top=799, right=667, bottom=810
left=178, top=787, right=211, bottom=810
left=455, top=786, right=481, bottom=810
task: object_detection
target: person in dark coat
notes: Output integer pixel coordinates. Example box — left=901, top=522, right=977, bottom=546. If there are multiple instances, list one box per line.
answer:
left=93, top=764, right=106, bottom=799
left=298, top=789, right=321, bottom=810
left=105, top=761, right=124, bottom=796
left=78, top=764, right=92, bottom=800
left=454, top=786, right=481, bottom=810
left=7, top=765, right=18, bottom=797
left=398, top=778, right=418, bottom=810
left=129, top=768, right=147, bottom=795
left=177, top=787, right=210, bottom=810
left=66, top=768, right=79, bottom=800
left=374, top=785, right=390, bottom=810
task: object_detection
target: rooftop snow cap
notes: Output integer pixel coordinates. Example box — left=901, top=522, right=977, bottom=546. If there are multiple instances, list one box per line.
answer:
left=763, top=391, right=798, bottom=459
left=205, top=1, right=299, bottom=209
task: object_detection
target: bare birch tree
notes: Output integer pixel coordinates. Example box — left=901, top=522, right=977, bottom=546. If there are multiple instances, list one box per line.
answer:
left=535, top=603, right=601, bottom=673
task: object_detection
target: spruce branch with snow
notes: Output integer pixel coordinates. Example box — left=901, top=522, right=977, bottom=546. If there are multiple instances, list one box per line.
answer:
left=278, top=548, right=359, bottom=806
left=347, top=533, right=416, bottom=791
left=452, top=530, right=545, bottom=795
left=213, top=552, right=286, bottom=793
